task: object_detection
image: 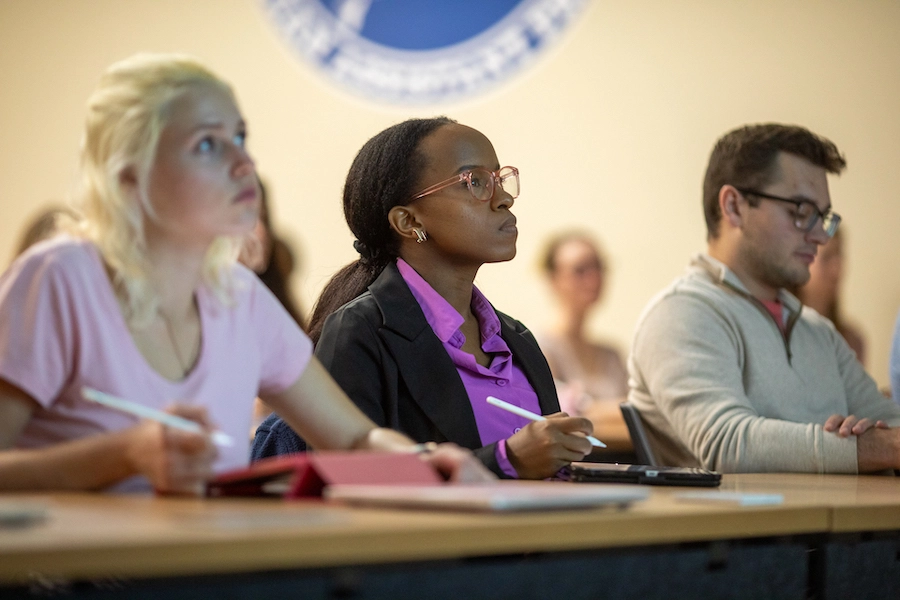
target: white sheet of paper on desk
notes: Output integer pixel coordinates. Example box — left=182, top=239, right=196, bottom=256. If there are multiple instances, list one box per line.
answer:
left=674, top=491, right=784, bottom=506
left=325, top=481, right=650, bottom=512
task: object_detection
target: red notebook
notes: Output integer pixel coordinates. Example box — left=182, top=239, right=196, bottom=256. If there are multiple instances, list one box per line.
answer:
left=207, top=451, right=443, bottom=499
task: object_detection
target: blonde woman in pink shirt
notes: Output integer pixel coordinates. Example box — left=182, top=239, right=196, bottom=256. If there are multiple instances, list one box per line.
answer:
left=0, top=54, right=488, bottom=493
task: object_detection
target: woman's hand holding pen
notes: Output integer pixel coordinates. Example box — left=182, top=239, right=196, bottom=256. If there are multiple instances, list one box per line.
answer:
left=505, top=413, right=594, bottom=479
left=125, top=405, right=218, bottom=495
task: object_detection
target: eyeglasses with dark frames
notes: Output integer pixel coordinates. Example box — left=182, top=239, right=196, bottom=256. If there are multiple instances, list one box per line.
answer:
left=412, top=166, right=519, bottom=202
left=736, top=187, right=841, bottom=238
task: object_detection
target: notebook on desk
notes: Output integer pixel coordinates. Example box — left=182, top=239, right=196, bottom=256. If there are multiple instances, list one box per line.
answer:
left=207, top=452, right=443, bottom=499
left=568, top=463, right=722, bottom=487
left=324, top=481, right=649, bottom=512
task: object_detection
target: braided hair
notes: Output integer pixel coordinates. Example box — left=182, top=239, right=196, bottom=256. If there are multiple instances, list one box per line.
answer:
left=307, top=117, right=455, bottom=344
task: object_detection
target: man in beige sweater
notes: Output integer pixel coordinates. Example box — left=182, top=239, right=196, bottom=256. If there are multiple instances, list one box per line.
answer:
left=629, top=124, right=900, bottom=473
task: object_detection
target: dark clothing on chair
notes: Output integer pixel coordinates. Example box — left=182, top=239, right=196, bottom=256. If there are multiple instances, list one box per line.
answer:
left=251, top=412, right=307, bottom=460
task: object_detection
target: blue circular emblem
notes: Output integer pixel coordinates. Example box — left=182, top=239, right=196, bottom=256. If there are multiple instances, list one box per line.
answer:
left=263, top=0, right=588, bottom=104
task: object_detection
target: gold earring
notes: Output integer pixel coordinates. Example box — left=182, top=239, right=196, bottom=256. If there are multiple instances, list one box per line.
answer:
left=414, top=228, right=427, bottom=244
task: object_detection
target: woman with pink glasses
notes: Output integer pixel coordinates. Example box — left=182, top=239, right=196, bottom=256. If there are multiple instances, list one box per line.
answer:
left=253, top=117, right=595, bottom=479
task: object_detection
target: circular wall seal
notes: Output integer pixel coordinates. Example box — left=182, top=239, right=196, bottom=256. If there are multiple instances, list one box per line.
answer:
left=263, top=0, right=588, bottom=104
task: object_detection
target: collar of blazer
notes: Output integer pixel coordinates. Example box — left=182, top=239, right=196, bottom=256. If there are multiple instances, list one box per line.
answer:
left=367, top=262, right=560, bottom=448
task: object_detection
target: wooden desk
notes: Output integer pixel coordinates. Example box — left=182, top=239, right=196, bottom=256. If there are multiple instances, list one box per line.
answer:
left=723, top=472, right=900, bottom=532
left=0, top=475, right=898, bottom=599
left=723, top=473, right=900, bottom=599
left=0, top=485, right=826, bottom=581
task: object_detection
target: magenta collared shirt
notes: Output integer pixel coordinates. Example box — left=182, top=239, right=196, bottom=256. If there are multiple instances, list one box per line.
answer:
left=396, top=259, right=542, bottom=478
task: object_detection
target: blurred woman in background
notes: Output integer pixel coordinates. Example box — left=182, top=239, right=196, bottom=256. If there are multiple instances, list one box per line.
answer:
left=239, top=179, right=307, bottom=431
left=793, top=229, right=866, bottom=366
left=13, top=205, right=77, bottom=258
left=238, top=178, right=305, bottom=329
left=539, top=232, right=632, bottom=454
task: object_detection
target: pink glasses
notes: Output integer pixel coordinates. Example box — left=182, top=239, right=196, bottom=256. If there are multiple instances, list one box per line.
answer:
left=411, top=166, right=519, bottom=202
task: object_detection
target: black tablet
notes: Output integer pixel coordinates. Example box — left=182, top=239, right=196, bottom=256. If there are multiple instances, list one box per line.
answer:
left=568, top=462, right=722, bottom=487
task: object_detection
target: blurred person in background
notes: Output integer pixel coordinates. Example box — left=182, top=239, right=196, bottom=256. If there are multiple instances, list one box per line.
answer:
left=239, top=179, right=306, bottom=432
left=891, top=311, right=900, bottom=403
left=13, top=205, right=78, bottom=259
left=239, top=178, right=305, bottom=328
left=538, top=232, right=632, bottom=455
left=792, top=229, right=866, bottom=365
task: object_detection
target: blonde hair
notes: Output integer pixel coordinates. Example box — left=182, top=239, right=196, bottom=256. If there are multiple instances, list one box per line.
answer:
left=76, top=53, right=241, bottom=326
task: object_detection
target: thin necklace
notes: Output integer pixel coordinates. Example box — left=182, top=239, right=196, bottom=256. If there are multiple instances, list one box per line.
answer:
left=160, top=310, right=191, bottom=378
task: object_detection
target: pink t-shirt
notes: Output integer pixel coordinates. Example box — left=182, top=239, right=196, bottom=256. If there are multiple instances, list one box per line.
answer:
left=0, top=238, right=312, bottom=490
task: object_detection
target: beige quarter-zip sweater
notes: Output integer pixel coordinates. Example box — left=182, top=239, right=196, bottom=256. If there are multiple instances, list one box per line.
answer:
left=628, top=254, right=900, bottom=473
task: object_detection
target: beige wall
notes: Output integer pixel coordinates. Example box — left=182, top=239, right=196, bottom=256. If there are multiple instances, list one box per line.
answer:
left=2, top=0, right=899, bottom=386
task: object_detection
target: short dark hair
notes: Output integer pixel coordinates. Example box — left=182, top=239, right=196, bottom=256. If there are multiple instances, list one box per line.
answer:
left=702, top=124, right=846, bottom=239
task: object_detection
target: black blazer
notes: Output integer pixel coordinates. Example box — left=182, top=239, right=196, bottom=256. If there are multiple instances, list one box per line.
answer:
left=252, top=262, right=560, bottom=477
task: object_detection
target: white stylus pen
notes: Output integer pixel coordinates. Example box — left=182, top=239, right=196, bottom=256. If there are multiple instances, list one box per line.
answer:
left=82, top=387, right=234, bottom=447
left=487, top=396, right=607, bottom=448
